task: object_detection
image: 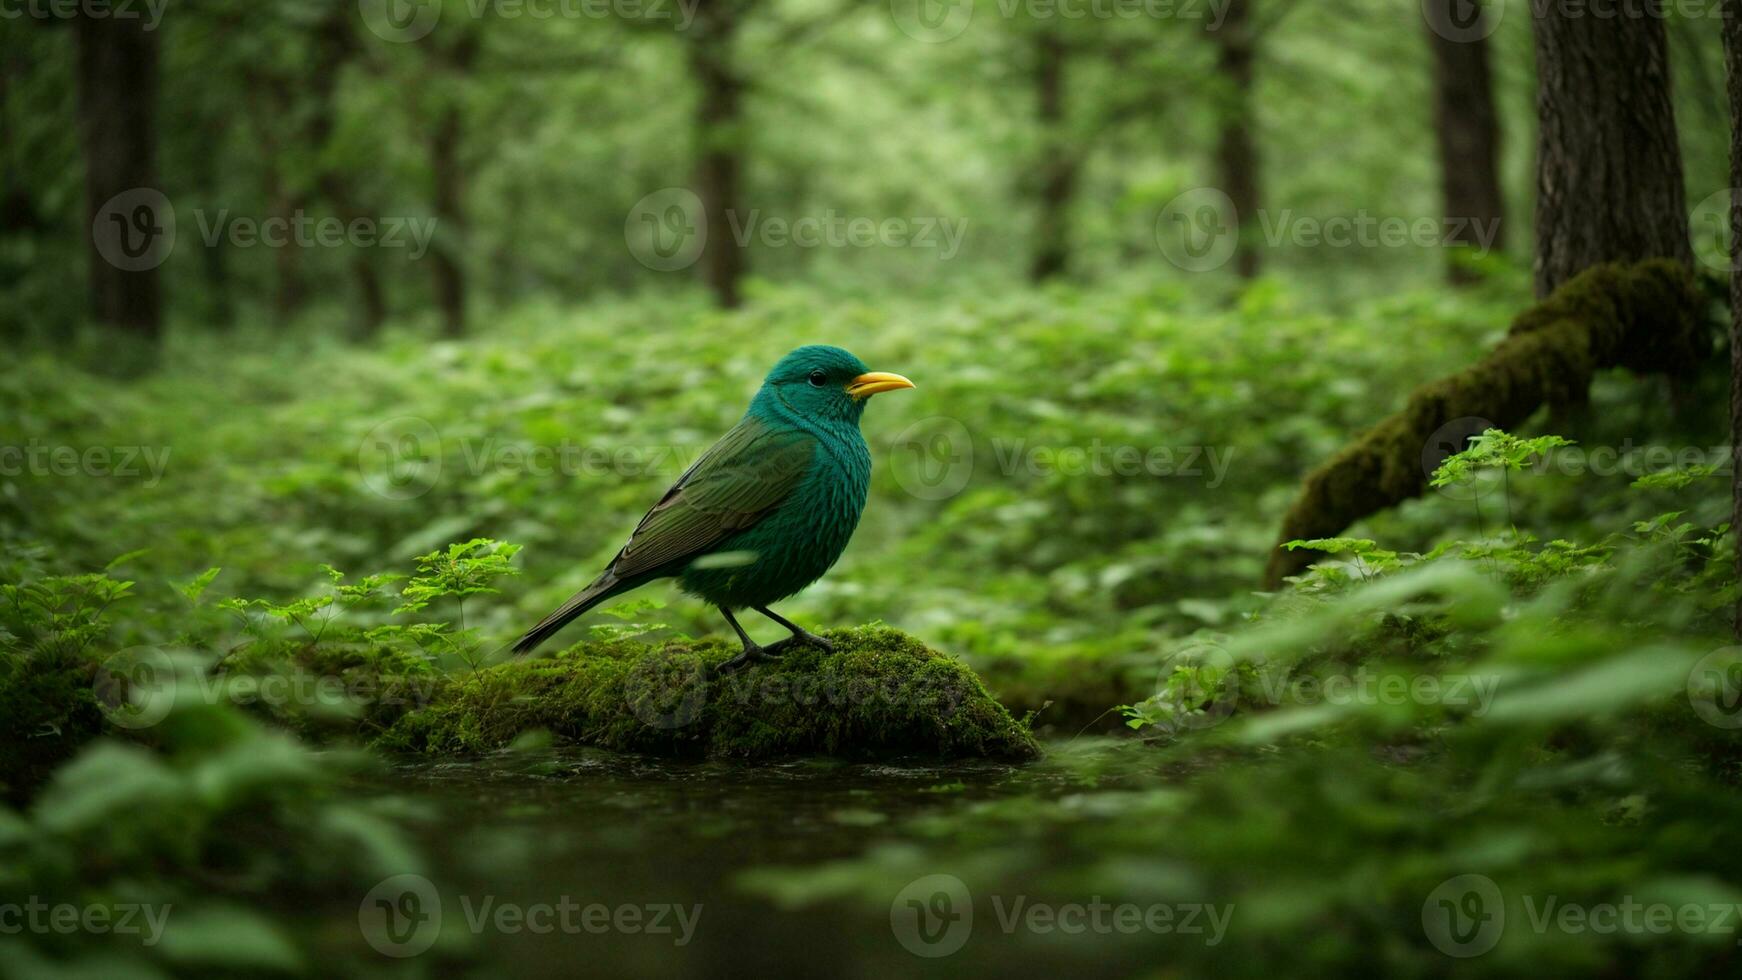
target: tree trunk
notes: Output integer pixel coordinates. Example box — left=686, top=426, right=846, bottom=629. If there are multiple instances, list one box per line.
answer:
left=1212, top=0, right=1259, bottom=280
left=1029, top=29, right=1075, bottom=283
left=423, top=31, right=477, bottom=339
left=1531, top=2, right=1691, bottom=297
left=429, top=100, right=467, bottom=338
left=1722, top=0, right=1742, bottom=639
left=310, top=9, right=387, bottom=337
left=1425, top=0, right=1505, bottom=284
left=263, top=160, right=306, bottom=325
left=689, top=0, right=746, bottom=309
left=74, top=12, right=162, bottom=340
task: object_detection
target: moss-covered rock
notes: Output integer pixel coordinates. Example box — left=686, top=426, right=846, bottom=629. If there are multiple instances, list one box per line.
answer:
left=378, top=626, right=1041, bottom=761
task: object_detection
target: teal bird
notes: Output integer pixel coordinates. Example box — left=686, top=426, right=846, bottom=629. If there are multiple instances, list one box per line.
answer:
left=513, top=346, right=914, bottom=671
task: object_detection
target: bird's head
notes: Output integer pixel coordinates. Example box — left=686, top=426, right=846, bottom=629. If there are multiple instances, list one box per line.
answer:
left=755, top=345, right=914, bottom=425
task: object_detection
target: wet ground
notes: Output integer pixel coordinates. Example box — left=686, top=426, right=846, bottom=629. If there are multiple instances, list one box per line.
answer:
left=343, top=744, right=1176, bottom=977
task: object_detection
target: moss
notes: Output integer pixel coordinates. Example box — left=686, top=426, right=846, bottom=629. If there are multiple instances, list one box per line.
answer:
left=378, top=626, right=1041, bottom=761
left=0, top=646, right=106, bottom=802
left=219, top=639, right=444, bottom=740
left=1264, top=260, right=1707, bottom=587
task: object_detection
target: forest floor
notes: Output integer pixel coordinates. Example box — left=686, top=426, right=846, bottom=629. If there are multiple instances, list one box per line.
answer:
left=3, top=272, right=1740, bottom=976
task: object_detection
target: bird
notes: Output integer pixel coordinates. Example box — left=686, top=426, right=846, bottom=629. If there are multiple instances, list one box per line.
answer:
left=512, top=345, right=915, bottom=673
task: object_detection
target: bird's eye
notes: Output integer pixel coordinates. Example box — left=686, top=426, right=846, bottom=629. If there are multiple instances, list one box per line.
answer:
left=807, top=370, right=828, bottom=388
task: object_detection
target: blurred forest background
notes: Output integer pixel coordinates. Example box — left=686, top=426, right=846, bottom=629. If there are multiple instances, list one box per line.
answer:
left=4, top=1, right=1742, bottom=977
left=1, top=0, right=1728, bottom=342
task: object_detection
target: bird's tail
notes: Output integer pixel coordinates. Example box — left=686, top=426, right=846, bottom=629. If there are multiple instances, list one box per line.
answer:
left=511, top=574, right=627, bottom=655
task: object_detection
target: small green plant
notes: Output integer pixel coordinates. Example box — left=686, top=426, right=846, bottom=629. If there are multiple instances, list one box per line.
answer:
left=218, top=565, right=404, bottom=646
left=1281, top=537, right=1402, bottom=587
left=1430, top=428, right=1574, bottom=533
left=394, top=538, right=523, bottom=668
left=0, top=560, right=136, bottom=658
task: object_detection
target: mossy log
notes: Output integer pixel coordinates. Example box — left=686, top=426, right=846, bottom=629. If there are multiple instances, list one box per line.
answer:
left=1263, top=260, right=1705, bottom=587
left=378, top=626, right=1041, bottom=761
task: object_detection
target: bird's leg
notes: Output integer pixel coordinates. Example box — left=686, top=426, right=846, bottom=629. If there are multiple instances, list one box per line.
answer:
left=754, top=605, right=836, bottom=654
left=714, top=607, right=778, bottom=675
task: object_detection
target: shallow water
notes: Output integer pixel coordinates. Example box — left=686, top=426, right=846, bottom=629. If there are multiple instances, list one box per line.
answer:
left=346, top=745, right=1164, bottom=978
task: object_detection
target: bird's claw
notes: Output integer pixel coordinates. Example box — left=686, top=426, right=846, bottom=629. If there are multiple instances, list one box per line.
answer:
left=765, top=631, right=835, bottom=656
left=713, top=644, right=781, bottom=676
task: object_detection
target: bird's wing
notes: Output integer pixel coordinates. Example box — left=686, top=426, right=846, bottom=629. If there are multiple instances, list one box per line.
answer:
left=604, top=414, right=818, bottom=580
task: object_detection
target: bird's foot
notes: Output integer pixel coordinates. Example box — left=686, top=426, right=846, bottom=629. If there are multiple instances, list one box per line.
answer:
left=764, top=630, right=835, bottom=656
left=713, top=643, right=783, bottom=676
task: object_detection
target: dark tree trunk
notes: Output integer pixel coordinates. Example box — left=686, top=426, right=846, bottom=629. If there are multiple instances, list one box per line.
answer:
left=263, top=161, right=306, bottom=325
left=310, top=9, right=387, bottom=337
left=1530, top=2, right=1691, bottom=297
left=425, top=32, right=477, bottom=339
left=429, top=105, right=467, bottom=338
left=1722, top=0, right=1742, bottom=639
left=1425, top=0, right=1505, bottom=284
left=1029, top=29, right=1076, bottom=283
left=1212, top=0, right=1259, bottom=280
left=74, top=12, right=162, bottom=339
left=689, top=0, right=746, bottom=309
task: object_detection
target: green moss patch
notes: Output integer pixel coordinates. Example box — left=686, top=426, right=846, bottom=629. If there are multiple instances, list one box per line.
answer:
left=378, top=626, right=1041, bottom=762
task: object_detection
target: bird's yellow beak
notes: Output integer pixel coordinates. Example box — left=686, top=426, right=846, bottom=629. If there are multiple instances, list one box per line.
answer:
left=845, top=371, right=915, bottom=400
